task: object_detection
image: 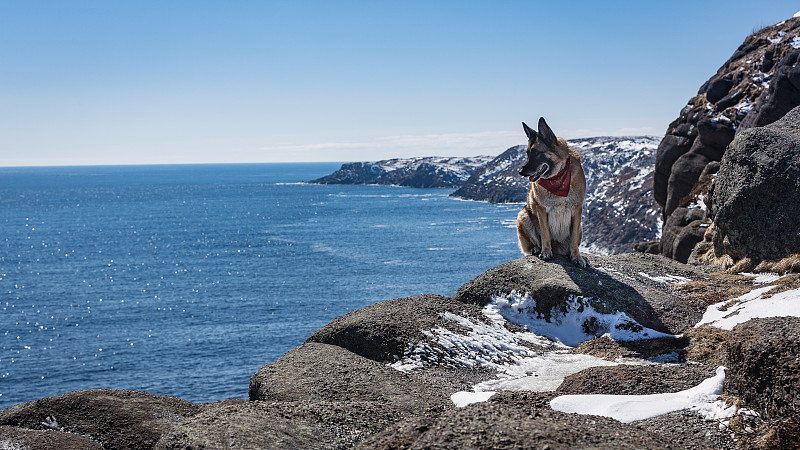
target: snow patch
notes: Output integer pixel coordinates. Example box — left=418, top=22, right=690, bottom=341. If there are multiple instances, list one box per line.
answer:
left=451, top=390, right=496, bottom=407
left=695, top=285, right=800, bottom=330
left=471, top=351, right=616, bottom=392
left=769, top=31, right=786, bottom=44
left=484, top=292, right=676, bottom=347
left=550, top=366, right=731, bottom=423
left=741, top=272, right=784, bottom=284
left=389, top=312, right=546, bottom=373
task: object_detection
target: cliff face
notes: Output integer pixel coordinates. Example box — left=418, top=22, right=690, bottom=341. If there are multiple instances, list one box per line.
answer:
left=655, top=16, right=800, bottom=262
left=308, top=156, right=493, bottom=188
left=451, top=136, right=661, bottom=254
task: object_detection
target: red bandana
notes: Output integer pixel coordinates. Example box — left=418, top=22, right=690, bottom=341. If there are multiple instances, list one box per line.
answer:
left=537, top=157, right=571, bottom=197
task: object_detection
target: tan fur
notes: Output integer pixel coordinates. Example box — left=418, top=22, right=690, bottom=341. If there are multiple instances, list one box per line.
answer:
left=516, top=125, right=587, bottom=267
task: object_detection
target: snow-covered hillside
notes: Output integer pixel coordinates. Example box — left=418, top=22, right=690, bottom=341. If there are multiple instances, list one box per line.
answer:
left=308, top=155, right=493, bottom=188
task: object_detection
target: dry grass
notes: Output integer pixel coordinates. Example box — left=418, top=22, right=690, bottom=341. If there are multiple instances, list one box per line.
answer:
left=752, top=254, right=800, bottom=275
left=683, top=325, right=730, bottom=364
left=671, top=273, right=753, bottom=307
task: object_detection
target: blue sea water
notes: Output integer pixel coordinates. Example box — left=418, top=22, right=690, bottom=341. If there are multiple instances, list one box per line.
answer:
left=0, top=163, right=522, bottom=408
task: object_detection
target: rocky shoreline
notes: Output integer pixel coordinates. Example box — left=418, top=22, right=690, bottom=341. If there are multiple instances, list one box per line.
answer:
left=2, top=252, right=798, bottom=449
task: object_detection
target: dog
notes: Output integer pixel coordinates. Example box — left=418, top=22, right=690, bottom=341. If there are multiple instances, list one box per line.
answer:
left=516, top=117, right=587, bottom=267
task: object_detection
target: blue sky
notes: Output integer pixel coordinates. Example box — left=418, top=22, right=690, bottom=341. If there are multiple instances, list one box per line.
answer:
left=2, top=1, right=799, bottom=166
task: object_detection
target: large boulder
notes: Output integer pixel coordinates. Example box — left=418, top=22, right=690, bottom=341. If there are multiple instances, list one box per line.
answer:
left=249, top=342, right=453, bottom=417
left=306, top=294, right=488, bottom=363
left=156, top=399, right=402, bottom=450
left=709, top=105, right=800, bottom=261
left=451, top=253, right=708, bottom=335
left=725, top=316, right=800, bottom=421
left=0, top=389, right=198, bottom=450
left=655, top=16, right=800, bottom=261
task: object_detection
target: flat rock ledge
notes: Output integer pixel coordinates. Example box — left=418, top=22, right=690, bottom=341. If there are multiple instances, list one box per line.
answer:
left=2, top=253, right=798, bottom=449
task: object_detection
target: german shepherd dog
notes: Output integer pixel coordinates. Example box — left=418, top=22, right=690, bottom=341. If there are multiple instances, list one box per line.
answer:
left=516, top=118, right=587, bottom=267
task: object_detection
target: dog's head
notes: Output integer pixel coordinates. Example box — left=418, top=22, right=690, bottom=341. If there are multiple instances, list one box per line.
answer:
left=519, top=117, right=569, bottom=182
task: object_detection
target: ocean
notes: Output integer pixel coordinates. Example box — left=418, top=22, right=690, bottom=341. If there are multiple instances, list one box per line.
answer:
left=0, top=163, right=523, bottom=408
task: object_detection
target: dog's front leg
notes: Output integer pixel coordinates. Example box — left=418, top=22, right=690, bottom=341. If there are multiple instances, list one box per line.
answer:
left=569, top=206, right=586, bottom=268
left=534, top=204, right=553, bottom=260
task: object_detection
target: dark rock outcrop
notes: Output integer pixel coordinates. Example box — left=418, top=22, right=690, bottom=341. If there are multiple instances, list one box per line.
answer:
left=725, top=316, right=800, bottom=421
left=655, top=17, right=800, bottom=260
left=0, top=389, right=198, bottom=450
left=660, top=207, right=706, bottom=263
left=708, top=105, right=800, bottom=261
left=308, top=156, right=492, bottom=188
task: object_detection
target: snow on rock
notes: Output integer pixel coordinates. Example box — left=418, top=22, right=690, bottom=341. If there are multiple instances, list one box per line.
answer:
left=451, top=391, right=496, bottom=408
left=695, top=285, right=800, bottom=330
left=388, top=309, right=617, bottom=406
left=636, top=272, right=692, bottom=285
left=484, top=291, right=677, bottom=347
left=549, top=366, right=731, bottom=423
left=388, top=312, right=547, bottom=373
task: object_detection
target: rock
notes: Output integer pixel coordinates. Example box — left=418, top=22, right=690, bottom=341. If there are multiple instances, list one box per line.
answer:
left=556, top=364, right=717, bottom=396
left=249, top=342, right=453, bottom=417
left=655, top=17, right=800, bottom=262
left=660, top=208, right=706, bottom=262
left=672, top=220, right=706, bottom=264
left=634, top=240, right=660, bottom=254
left=451, top=253, right=708, bottom=334
left=308, top=156, right=492, bottom=188
left=307, top=294, right=487, bottom=363
left=0, top=389, right=198, bottom=450
left=725, top=317, right=800, bottom=421
left=360, top=390, right=696, bottom=450
left=0, top=425, right=103, bottom=450
left=654, top=134, right=693, bottom=207
left=710, top=105, right=800, bottom=261
left=156, top=399, right=401, bottom=450
left=739, top=50, right=800, bottom=130
left=664, top=151, right=711, bottom=219
left=703, top=77, right=734, bottom=104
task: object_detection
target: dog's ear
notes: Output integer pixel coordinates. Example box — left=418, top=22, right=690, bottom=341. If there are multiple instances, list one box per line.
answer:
left=538, top=117, right=557, bottom=146
left=522, top=122, right=536, bottom=141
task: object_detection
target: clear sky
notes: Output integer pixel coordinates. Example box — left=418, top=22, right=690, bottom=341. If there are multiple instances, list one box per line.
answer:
left=2, top=1, right=799, bottom=166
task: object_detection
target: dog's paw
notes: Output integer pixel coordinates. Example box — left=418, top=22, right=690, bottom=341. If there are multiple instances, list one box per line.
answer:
left=539, top=250, right=553, bottom=261
left=571, top=255, right=587, bottom=268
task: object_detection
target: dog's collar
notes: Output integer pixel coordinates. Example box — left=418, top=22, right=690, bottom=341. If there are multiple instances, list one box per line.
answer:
left=537, top=157, right=571, bottom=197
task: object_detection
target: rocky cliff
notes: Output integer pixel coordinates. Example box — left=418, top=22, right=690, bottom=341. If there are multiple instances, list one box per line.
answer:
left=655, top=16, right=800, bottom=262
left=308, top=156, right=493, bottom=188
